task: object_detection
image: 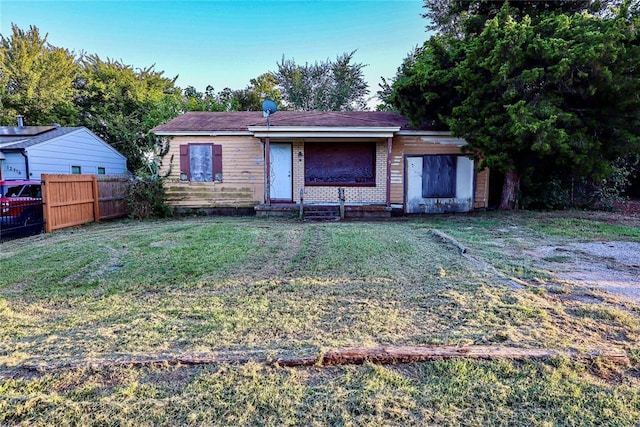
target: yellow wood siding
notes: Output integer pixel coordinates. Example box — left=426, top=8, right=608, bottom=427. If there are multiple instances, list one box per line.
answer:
left=474, top=168, right=490, bottom=209
left=390, top=135, right=489, bottom=208
left=159, top=135, right=264, bottom=208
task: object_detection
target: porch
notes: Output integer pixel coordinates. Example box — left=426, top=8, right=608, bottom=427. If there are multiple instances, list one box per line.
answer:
left=255, top=202, right=394, bottom=220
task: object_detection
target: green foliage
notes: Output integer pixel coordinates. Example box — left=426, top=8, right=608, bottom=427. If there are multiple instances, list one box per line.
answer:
left=179, top=74, right=282, bottom=112
left=0, top=24, right=79, bottom=125
left=75, top=55, right=182, bottom=171
left=180, top=85, right=226, bottom=111
left=127, top=172, right=170, bottom=219
left=392, top=2, right=640, bottom=209
left=381, top=36, right=462, bottom=127
left=522, top=154, right=640, bottom=210
left=423, top=0, right=612, bottom=36
left=275, top=51, right=369, bottom=111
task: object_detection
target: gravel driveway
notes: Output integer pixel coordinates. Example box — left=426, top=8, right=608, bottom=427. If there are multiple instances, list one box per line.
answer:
left=533, top=241, right=640, bottom=304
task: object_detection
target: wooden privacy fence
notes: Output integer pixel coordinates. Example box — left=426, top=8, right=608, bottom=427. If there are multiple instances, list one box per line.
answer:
left=41, top=174, right=130, bottom=233
left=97, top=176, right=130, bottom=220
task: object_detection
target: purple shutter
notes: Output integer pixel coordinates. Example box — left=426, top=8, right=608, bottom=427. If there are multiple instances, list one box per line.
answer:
left=213, top=144, right=223, bottom=181
left=180, top=145, right=190, bottom=180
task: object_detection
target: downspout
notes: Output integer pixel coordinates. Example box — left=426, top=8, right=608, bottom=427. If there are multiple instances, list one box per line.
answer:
left=20, top=149, right=30, bottom=179
left=0, top=151, right=5, bottom=180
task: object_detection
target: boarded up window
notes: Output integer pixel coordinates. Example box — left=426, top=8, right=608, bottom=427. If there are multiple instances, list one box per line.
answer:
left=304, top=141, right=375, bottom=186
left=179, top=144, right=223, bottom=182
left=422, top=155, right=456, bottom=198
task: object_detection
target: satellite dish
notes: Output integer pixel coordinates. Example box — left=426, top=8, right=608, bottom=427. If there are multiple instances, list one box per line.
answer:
left=262, top=100, right=277, bottom=118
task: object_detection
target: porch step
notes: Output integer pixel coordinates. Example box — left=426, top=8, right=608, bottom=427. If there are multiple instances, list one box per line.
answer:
left=303, top=205, right=341, bottom=221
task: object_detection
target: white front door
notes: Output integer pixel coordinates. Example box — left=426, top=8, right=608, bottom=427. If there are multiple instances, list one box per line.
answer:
left=270, top=143, right=292, bottom=201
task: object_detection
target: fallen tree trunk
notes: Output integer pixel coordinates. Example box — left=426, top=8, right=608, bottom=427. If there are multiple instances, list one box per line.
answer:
left=22, top=345, right=628, bottom=372
left=430, top=229, right=467, bottom=254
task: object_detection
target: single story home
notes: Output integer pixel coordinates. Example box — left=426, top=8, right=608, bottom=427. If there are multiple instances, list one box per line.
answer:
left=152, top=111, right=489, bottom=216
left=0, top=120, right=127, bottom=180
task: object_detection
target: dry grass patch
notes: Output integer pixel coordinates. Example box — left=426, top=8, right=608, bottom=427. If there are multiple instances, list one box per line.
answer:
left=1, top=212, right=640, bottom=425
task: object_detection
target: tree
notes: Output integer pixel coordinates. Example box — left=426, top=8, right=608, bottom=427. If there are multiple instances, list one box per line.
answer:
left=381, top=36, right=462, bottom=126
left=275, top=51, right=369, bottom=111
left=181, top=85, right=225, bottom=112
left=230, top=73, right=282, bottom=111
left=0, top=24, right=79, bottom=126
left=76, top=55, right=181, bottom=171
left=390, top=2, right=640, bottom=209
left=422, top=0, right=612, bottom=36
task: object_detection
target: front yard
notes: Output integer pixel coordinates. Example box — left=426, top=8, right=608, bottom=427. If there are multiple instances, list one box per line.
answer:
left=1, top=211, right=639, bottom=426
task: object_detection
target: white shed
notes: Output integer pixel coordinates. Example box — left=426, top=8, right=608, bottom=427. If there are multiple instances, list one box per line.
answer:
left=0, top=125, right=127, bottom=180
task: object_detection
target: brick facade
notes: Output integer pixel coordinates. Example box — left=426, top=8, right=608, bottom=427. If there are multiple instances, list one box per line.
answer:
left=292, top=139, right=388, bottom=204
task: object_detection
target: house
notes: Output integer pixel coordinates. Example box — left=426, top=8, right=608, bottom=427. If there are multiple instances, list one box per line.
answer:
left=151, top=111, right=489, bottom=216
left=0, top=121, right=127, bottom=181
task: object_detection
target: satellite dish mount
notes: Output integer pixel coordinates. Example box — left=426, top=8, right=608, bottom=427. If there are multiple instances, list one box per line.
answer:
left=262, top=100, right=277, bottom=127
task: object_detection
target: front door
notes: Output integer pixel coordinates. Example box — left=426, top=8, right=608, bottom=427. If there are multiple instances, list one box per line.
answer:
left=270, top=143, right=292, bottom=201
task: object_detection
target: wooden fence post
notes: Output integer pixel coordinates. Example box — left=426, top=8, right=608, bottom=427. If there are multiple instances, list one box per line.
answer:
left=92, top=175, right=100, bottom=222
left=42, top=177, right=52, bottom=233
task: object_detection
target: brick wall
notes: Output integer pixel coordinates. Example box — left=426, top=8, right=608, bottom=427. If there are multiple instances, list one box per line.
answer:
left=292, top=139, right=387, bottom=204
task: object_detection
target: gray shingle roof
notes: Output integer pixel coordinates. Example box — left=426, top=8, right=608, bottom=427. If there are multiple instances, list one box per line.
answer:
left=0, top=127, right=84, bottom=149
left=152, top=111, right=430, bottom=133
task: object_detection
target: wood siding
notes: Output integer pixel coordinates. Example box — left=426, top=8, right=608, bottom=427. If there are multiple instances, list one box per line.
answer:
left=474, top=168, right=490, bottom=209
left=390, top=135, right=489, bottom=208
left=160, top=135, right=264, bottom=208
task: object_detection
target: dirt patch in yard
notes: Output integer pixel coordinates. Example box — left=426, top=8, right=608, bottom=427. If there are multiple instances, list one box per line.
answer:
left=528, top=241, right=640, bottom=303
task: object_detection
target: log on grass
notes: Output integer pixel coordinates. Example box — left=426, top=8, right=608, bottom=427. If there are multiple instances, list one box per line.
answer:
left=316, top=345, right=629, bottom=366
left=22, top=346, right=628, bottom=372
left=430, top=229, right=467, bottom=254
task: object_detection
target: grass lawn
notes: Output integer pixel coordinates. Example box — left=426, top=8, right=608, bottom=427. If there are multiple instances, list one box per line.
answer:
left=1, top=211, right=639, bottom=426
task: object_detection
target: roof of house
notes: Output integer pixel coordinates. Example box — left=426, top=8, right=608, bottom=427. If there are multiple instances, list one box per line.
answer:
left=152, top=111, right=434, bottom=133
left=0, top=126, right=84, bottom=150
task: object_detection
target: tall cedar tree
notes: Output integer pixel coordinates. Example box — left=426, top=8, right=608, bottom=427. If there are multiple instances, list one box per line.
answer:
left=389, top=1, right=640, bottom=209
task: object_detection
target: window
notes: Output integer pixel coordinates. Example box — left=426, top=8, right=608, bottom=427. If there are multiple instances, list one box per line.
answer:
left=97, top=167, right=106, bottom=175
left=179, top=144, right=223, bottom=182
left=304, top=141, right=375, bottom=186
left=71, top=166, right=81, bottom=174
left=422, top=155, right=457, bottom=198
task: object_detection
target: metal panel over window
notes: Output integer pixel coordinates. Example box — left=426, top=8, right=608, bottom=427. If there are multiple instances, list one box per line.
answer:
left=189, top=144, right=213, bottom=182
left=304, top=141, right=375, bottom=186
left=180, top=144, right=222, bottom=182
left=422, top=155, right=456, bottom=198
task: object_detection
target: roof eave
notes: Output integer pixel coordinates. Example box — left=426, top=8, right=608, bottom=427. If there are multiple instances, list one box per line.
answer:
left=247, top=126, right=400, bottom=138
left=153, top=131, right=254, bottom=137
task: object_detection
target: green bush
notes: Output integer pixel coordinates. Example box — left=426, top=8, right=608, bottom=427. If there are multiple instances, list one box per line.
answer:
left=521, top=155, right=639, bottom=211
left=127, top=173, right=170, bottom=219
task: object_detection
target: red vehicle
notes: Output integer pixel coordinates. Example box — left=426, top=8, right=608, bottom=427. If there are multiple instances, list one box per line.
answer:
left=0, top=180, right=44, bottom=239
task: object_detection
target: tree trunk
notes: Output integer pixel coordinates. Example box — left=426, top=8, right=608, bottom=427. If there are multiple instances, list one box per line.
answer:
left=500, top=170, right=521, bottom=210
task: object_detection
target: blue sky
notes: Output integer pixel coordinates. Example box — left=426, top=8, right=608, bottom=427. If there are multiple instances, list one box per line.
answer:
left=1, top=1, right=430, bottom=104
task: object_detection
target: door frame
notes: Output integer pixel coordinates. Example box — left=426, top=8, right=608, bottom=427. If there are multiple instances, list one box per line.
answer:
left=269, top=142, right=293, bottom=202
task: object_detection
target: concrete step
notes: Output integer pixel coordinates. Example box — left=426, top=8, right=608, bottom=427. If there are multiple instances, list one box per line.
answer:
left=303, top=206, right=341, bottom=221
